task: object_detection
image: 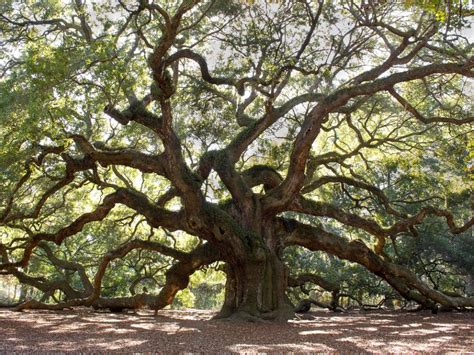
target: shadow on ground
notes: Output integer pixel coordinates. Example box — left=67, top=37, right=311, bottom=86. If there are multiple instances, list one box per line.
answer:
left=1, top=308, right=473, bottom=352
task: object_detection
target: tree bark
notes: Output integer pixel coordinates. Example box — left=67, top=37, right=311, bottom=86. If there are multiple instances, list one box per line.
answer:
left=216, top=219, right=294, bottom=321
left=283, top=218, right=474, bottom=311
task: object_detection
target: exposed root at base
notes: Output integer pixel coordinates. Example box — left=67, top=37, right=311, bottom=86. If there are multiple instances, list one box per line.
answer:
left=213, top=307, right=296, bottom=323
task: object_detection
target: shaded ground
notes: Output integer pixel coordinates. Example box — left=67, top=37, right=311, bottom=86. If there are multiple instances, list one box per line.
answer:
left=0, top=308, right=473, bottom=353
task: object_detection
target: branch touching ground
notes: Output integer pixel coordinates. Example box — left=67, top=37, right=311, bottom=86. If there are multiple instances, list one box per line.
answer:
left=282, top=218, right=474, bottom=310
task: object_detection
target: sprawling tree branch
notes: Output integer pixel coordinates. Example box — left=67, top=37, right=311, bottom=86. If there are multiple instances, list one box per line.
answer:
left=282, top=218, right=474, bottom=309
left=14, top=241, right=218, bottom=312
left=264, top=60, right=473, bottom=213
left=291, top=196, right=473, bottom=238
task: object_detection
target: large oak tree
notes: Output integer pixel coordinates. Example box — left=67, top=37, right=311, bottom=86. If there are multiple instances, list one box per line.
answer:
left=0, top=0, right=473, bottom=320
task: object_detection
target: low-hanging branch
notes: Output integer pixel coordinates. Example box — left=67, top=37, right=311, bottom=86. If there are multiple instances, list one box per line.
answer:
left=13, top=240, right=218, bottom=312
left=0, top=188, right=188, bottom=270
left=282, top=218, right=474, bottom=310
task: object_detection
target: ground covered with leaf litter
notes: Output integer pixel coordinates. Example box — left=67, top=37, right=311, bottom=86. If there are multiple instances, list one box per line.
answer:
left=0, top=308, right=473, bottom=353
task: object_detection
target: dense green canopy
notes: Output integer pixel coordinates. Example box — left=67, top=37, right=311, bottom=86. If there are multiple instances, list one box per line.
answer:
left=0, top=0, right=473, bottom=319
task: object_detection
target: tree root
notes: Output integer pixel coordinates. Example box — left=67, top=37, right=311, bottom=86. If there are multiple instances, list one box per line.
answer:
left=214, top=306, right=295, bottom=323
left=0, top=301, right=21, bottom=308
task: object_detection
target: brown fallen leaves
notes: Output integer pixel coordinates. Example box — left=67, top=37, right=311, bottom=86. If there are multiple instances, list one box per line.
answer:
left=1, top=308, right=473, bottom=353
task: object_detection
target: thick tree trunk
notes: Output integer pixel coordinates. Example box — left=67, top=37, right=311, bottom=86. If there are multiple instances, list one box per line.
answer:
left=216, top=221, right=294, bottom=321
left=217, top=256, right=294, bottom=321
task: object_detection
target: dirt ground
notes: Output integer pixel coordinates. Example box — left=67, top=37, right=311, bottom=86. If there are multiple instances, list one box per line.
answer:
left=0, top=308, right=473, bottom=353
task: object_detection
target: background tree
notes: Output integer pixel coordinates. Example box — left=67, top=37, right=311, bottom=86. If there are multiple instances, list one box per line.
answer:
left=0, top=0, right=473, bottom=320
